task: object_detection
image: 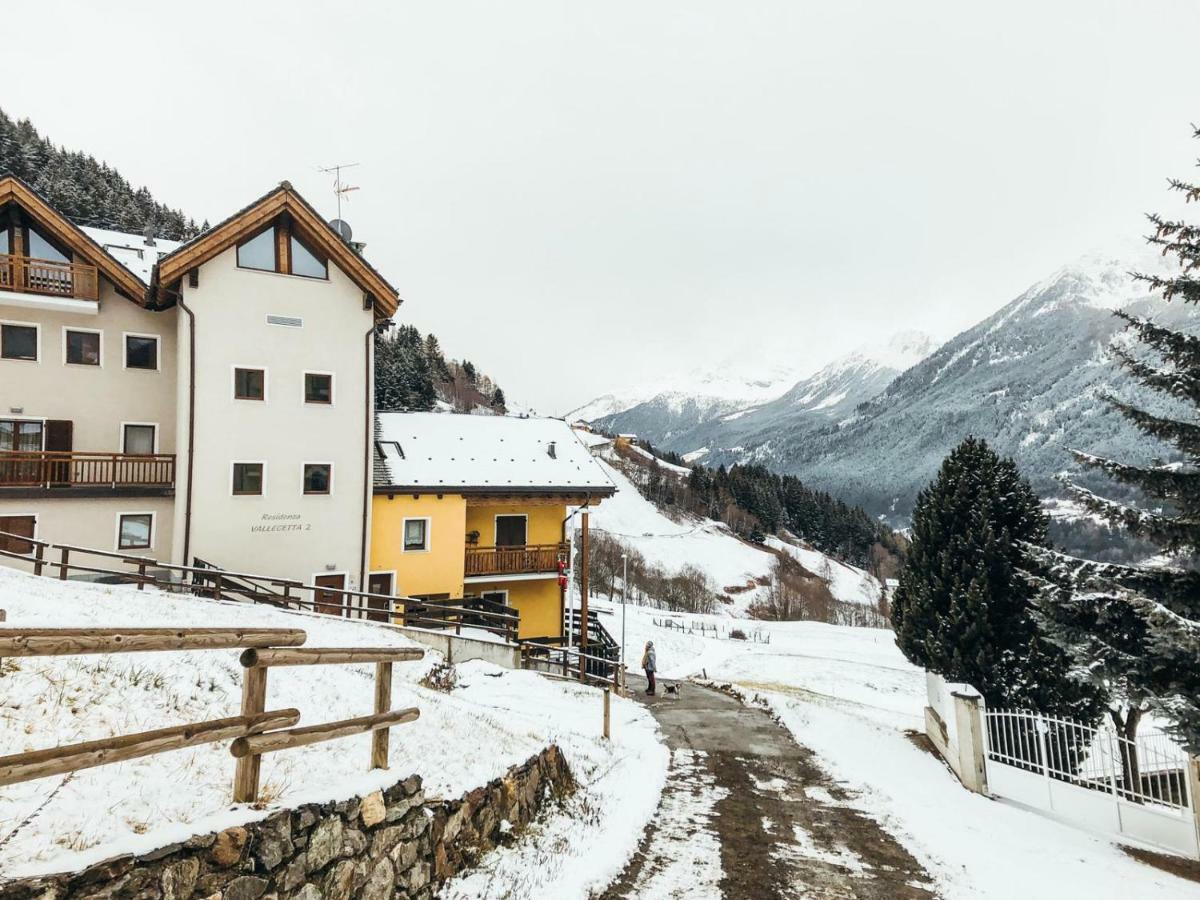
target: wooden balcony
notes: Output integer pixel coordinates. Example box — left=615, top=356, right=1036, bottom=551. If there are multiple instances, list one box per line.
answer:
left=0, top=451, right=175, bottom=492
left=464, top=543, right=567, bottom=578
left=0, top=254, right=100, bottom=302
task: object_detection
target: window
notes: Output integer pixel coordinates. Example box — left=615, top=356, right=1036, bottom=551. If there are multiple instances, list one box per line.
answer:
left=27, top=227, right=69, bottom=263
left=122, top=424, right=156, bottom=455
left=234, top=367, right=266, bottom=400
left=236, top=228, right=276, bottom=272
left=403, top=518, right=429, bottom=552
left=0, top=420, right=43, bottom=452
left=290, top=235, right=328, bottom=279
left=303, top=463, right=332, bottom=495
left=495, top=515, right=527, bottom=547
left=236, top=221, right=328, bottom=279
left=304, top=372, right=333, bottom=404
left=1, top=323, right=38, bottom=361
left=124, top=334, right=159, bottom=370
left=117, top=513, right=153, bottom=551
left=232, top=462, right=264, bottom=495
left=64, top=329, right=101, bottom=366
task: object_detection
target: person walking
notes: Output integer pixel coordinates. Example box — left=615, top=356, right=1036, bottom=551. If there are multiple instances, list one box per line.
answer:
left=641, top=640, right=657, bottom=696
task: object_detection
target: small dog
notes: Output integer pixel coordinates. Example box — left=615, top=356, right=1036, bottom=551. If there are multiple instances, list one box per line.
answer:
left=665, top=683, right=682, bottom=700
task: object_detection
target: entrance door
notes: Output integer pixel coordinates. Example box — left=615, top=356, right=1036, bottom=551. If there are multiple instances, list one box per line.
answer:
left=313, top=573, right=347, bottom=617
left=495, top=515, right=527, bottom=547
left=366, top=572, right=394, bottom=622
left=0, top=515, right=36, bottom=554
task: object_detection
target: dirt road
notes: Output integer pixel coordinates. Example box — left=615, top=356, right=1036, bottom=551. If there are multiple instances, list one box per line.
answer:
left=601, top=679, right=937, bottom=899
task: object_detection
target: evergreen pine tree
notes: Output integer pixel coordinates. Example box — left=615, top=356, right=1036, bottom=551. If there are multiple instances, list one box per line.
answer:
left=1029, top=126, right=1200, bottom=754
left=892, top=437, right=1107, bottom=721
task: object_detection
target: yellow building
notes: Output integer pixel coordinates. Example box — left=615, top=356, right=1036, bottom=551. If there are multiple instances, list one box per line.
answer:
left=369, top=413, right=615, bottom=640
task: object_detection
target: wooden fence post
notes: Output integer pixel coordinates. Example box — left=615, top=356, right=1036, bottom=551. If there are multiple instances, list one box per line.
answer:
left=233, top=665, right=268, bottom=803
left=136, top=561, right=147, bottom=591
left=603, top=687, right=611, bottom=740
left=32, top=543, right=44, bottom=578
left=58, top=546, right=69, bottom=580
left=372, top=662, right=392, bottom=770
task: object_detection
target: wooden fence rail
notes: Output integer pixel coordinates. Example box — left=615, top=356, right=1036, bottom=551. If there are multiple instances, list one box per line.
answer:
left=0, top=627, right=307, bottom=658
left=0, top=529, right=520, bottom=642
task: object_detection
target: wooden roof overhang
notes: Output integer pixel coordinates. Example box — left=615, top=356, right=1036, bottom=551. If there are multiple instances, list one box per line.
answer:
left=151, top=181, right=401, bottom=317
left=0, top=175, right=149, bottom=303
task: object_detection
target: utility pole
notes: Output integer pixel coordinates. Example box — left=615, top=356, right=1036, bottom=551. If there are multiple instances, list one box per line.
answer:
left=621, top=552, right=628, bottom=695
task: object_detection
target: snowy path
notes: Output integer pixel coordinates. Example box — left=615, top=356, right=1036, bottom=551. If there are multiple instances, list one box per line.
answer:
left=603, top=680, right=936, bottom=899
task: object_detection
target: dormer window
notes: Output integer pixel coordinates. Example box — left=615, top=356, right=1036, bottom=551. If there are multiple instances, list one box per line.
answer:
left=235, top=219, right=328, bottom=280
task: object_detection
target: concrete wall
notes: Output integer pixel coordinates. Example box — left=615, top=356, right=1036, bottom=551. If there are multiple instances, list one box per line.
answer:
left=172, top=246, right=373, bottom=587
left=396, top=627, right=521, bottom=668
left=371, top=494, right=467, bottom=598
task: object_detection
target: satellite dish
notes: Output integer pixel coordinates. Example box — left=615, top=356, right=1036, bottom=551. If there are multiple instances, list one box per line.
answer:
left=329, top=218, right=353, bottom=242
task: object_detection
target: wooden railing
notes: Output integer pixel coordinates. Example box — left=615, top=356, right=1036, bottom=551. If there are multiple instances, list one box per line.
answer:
left=465, top=542, right=567, bottom=577
left=0, top=625, right=424, bottom=804
left=0, top=530, right=521, bottom=644
left=0, top=253, right=99, bottom=301
left=0, top=451, right=176, bottom=489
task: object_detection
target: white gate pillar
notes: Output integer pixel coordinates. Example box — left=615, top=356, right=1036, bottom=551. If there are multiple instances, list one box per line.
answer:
left=952, top=690, right=989, bottom=795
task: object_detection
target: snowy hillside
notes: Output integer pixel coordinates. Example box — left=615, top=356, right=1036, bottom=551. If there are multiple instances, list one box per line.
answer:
left=0, top=570, right=663, bottom=894
left=584, top=455, right=883, bottom=614
left=583, top=330, right=935, bottom=450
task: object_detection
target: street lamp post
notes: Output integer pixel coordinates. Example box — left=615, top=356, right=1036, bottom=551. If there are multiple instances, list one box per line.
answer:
left=621, top=552, right=628, bottom=689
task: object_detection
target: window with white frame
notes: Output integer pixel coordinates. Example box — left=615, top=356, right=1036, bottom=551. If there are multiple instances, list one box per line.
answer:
left=1, top=322, right=38, bottom=361
left=122, top=424, right=156, bottom=455
left=64, top=328, right=101, bottom=366
left=303, top=463, right=332, bottom=495
left=403, top=518, right=429, bottom=552
left=232, top=462, right=265, bottom=496
left=124, top=334, right=159, bottom=370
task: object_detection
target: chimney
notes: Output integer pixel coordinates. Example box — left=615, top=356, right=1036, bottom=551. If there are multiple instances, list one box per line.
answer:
left=547, top=441, right=557, bottom=459
left=143, top=225, right=156, bottom=247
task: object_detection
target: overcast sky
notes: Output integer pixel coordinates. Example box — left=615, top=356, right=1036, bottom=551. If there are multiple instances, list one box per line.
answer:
left=7, top=1, right=1200, bottom=413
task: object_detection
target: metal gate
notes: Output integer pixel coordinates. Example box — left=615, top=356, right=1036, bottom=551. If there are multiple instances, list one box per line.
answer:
left=984, top=709, right=1199, bottom=859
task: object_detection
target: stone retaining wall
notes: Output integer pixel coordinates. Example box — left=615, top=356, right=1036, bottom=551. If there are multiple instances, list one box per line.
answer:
left=0, top=745, right=573, bottom=900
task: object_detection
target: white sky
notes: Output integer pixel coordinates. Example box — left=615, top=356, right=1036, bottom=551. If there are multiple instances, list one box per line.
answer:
left=6, top=1, right=1199, bottom=414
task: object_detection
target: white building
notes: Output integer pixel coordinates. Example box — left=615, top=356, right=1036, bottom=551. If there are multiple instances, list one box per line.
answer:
left=0, top=176, right=400, bottom=595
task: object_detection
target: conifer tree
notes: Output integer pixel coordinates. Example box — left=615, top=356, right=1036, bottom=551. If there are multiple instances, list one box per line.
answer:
left=892, top=438, right=1107, bottom=720
left=1029, top=126, right=1200, bottom=754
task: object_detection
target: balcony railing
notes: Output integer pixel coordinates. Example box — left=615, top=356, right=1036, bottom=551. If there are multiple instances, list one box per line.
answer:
left=464, top=543, right=568, bottom=578
left=0, top=254, right=100, bottom=302
left=0, top=451, right=175, bottom=489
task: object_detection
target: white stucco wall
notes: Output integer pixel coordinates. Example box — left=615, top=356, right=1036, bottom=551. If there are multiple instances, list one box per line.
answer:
left=171, top=246, right=374, bottom=588
left=0, top=281, right=177, bottom=453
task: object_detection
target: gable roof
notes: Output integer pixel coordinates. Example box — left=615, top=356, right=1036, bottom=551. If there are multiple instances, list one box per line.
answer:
left=0, top=175, right=153, bottom=302
left=82, top=226, right=182, bottom=284
left=152, top=182, right=401, bottom=317
left=374, top=412, right=617, bottom=496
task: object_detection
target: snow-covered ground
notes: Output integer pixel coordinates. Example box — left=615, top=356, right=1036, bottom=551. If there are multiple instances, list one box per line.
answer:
left=586, top=457, right=883, bottom=613
left=595, top=599, right=1197, bottom=900
left=0, top=569, right=665, bottom=895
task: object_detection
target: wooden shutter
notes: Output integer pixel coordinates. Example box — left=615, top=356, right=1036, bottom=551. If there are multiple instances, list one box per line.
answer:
left=44, top=420, right=73, bottom=452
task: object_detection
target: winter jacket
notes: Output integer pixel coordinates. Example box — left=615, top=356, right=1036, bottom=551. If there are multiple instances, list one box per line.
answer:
left=642, top=646, right=656, bottom=673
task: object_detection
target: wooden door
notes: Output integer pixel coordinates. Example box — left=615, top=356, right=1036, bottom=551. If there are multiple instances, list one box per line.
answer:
left=45, top=419, right=73, bottom=485
left=313, top=573, right=347, bottom=617
left=366, top=573, right=393, bottom=622
left=0, top=515, right=36, bottom=554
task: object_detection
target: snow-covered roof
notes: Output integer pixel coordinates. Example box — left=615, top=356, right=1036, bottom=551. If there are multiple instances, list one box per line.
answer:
left=571, top=428, right=613, bottom=449
left=81, top=226, right=182, bottom=284
left=375, top=413, right=618, bottom=495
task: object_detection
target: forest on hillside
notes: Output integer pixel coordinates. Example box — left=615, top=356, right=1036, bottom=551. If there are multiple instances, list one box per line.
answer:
left=0, top=109, right=202, bottom=240
left=617, top=440, right=904, bottom=577
left=375, top=325, right=507, bottom=414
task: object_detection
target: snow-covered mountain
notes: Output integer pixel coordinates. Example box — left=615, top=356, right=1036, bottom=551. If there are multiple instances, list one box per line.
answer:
left=580, top=330, right=936, bottom=451
left=565, top=356, right=805, bottom=441
left=656, top=244, right=1197, bottom=528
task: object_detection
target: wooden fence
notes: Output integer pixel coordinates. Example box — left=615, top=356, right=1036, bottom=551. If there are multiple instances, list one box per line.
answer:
left=0, top=626, right=424, bottom=803
left=0, top=529, right=519, bottom=643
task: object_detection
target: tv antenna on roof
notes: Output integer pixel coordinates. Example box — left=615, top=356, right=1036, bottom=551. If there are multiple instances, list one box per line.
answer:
left=317, top=162, right=360, bottom=221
